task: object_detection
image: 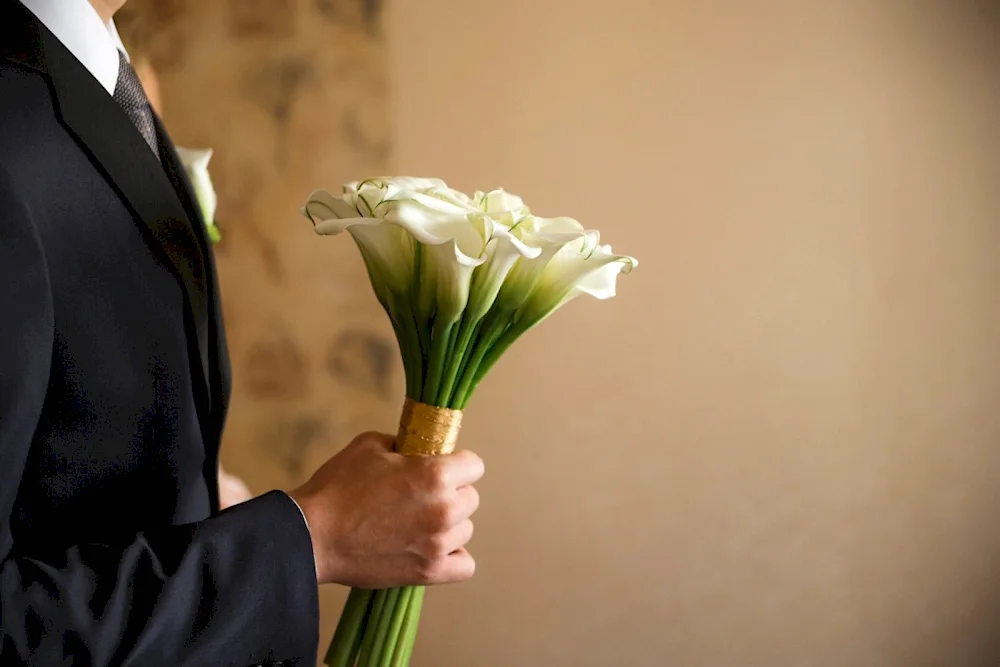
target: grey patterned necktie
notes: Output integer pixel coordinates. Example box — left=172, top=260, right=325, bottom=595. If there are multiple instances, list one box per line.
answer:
left=112, top=50, right=160, bottom=160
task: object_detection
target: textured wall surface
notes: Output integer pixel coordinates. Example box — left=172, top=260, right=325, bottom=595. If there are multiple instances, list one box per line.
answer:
left=118, top=1, right=395, bottom=661
left=387, top=1, right=1000, bottom=666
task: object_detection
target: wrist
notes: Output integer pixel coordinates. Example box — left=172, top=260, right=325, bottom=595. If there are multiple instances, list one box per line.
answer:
left=286, top=490, right=324, bottom=583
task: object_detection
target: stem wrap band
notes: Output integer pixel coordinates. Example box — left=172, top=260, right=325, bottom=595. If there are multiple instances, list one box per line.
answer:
left=395, top=398, right=463, bottom=456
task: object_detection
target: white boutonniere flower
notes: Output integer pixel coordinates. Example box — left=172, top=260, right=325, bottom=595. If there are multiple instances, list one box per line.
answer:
left=176, top=146, right=221, bottom=244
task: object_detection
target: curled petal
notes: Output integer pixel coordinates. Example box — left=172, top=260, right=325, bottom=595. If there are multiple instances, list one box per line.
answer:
left=520, top=215, right=586, bottom=236
left=303, top=189, right=360, bottom=221
left=348, top=178, right=475, bottom=216
left=517, top=238, right=638, bottom=326
left=304, top=199, right=416, bottom=296
left=347, top=176, right=449, bottom=194
left=382, top=193, right=480, bottom=234
left=473, top=189, right=529, bottom=218
left=574, top=250, right=637, bottom=300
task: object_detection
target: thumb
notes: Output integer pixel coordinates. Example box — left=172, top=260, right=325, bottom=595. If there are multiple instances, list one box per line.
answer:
left=349, top=431, right=397, bottom=453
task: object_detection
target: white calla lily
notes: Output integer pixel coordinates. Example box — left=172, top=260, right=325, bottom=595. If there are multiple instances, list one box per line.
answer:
left=464, top=222, right=542, bottom=322
left=176, top=146, right=220, bottom=243
left=491, top=215, right=589, bottom=308
left=472, top=188, right=530, bottom=221
left=458, top=227, right=636, bottom=397
left=303, top=189, right=415, bottom=305
left=400, top=214, right=491, bottom=324
left=303, top=178, right=494, bottom=323
left=517, top=234, right=637, bottom=327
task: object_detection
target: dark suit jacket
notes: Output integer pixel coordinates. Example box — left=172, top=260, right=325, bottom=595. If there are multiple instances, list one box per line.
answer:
left=0, top=4, right=318, bottom=665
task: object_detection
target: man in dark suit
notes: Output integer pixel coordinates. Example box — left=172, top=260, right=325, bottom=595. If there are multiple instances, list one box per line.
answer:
left=0, top=1, right=484, bottom=665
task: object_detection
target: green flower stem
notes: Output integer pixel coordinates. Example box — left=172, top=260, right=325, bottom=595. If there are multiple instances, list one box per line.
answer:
left=389, top=296, right=424, bottom=399
left=432, top=318, right=461, bottom=405
left=365, top=587, right=401, bottom=666
left=451, top=319, right=484, bottom=400
left=421, top=320, right=454, bottom=406
left=387, top=589, right=417, bottom=667
left=358, top=589, right=389, bottom=665
left=412, top=247, right=431, bottom=358
left=403, top=307, right=428, bottom=394
left=395, top=586, right=424, bottom=667
left=324, top=588, right=374, bottom=667
left=416, top=318, right=432, bottom=369
left=376, top=586, right=413, bottom=667
left=450, top=317, right=509, bottom=408
left=462, top=331, right=523, bottom=404
left=386, top=300, right=415, bottom=398
left=436, top=315, right=480, bottom=407
left=345, top=586, right=418, bottom=667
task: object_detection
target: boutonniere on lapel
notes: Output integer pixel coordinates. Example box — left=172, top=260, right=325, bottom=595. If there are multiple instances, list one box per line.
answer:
left=175, top=146, right=222, bottom=244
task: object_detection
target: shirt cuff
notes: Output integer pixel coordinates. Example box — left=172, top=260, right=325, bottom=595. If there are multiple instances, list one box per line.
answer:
left=282, top=491, right=310, bottom=528
left=279, top=490, right=318, bottom=579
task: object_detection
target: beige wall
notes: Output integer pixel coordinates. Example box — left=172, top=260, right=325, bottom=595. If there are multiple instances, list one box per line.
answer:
left=388, top=1, right=1000, bottom=666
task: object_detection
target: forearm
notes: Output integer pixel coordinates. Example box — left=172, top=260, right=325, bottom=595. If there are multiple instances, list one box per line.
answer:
left=0, top=491, right=319, bottom=666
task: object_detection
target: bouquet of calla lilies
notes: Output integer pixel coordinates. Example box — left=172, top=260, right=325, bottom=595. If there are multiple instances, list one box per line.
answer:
left=303, top=177, right=636, bottom=667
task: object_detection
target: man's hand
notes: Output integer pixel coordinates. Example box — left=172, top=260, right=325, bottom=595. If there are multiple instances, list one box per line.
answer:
left=289, top=431, right=484, bottom=588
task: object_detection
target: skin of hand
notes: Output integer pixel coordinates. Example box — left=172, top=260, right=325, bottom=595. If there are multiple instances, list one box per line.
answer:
left=218, top=465, right=254, bottom=509
left=289, top=432, right=485, bottom=588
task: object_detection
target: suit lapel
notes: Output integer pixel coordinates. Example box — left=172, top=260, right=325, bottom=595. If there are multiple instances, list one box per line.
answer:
left=37, top=27, right=214, bottom=416
left=156, top=125, right=231, bottom=511
left=155, top=119, right=228, bottom=417
left=155, top=121, right=208, bottom=250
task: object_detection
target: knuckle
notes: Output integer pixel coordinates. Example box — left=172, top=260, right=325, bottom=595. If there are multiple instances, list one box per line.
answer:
left=413, top=557, right=442, bottom=585
left=458, top=450, right=485, bottom=477
left=425, top=501, right=452, bottom=533
left=456, top=554, right=476, bottom=582
left=427, top=534, right=450, bottom=559
left=466, top=486, right=481, bottom=512
left=354, top=430, right=381, bottom=444
left=420, top=459, right=450, bottom=494
left=402, top=472, right=426, bottom=497
left=412, top=562, right=432, bottom=584
left=354, top=431, right=394, bottom=453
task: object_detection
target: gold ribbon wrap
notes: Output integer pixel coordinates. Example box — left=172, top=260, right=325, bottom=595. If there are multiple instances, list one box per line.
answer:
left=395, top=398, right=463, bottom=456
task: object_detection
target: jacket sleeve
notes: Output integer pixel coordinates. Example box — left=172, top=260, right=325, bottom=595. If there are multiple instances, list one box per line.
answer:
left=0, top=172, right=319, bottom=666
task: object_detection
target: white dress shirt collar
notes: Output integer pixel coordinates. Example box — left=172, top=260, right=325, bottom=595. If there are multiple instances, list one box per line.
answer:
left=18, top=0, right=130, bottom=96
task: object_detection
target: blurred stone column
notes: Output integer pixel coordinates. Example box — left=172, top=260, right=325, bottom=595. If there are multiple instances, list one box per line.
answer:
left=117, top=1, right=398, bottom=659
